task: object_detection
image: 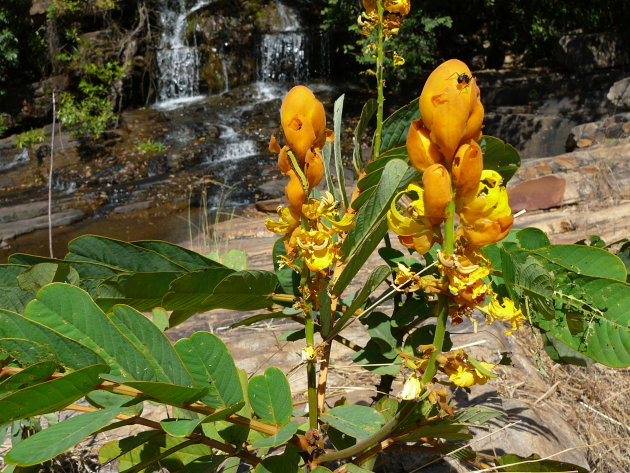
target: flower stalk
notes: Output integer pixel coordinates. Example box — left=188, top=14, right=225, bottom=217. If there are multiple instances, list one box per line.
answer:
left=373, top=0, right=385, bottom=158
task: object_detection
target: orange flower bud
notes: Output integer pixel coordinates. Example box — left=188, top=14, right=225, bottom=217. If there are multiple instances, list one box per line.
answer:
left=282, top=113, right=315, bottom=164
left=281, top=86, right=327, bottom=160
left=305, top=150, right=324, bottom=189
left=399, top=233, right=435, bottom=255
left=384, top=0, right=410, bottom=15
left=419, top=59, right=484, bottom=162
left=285, top=170, right=306, bottom=216
left=278, top=146, right=291, bottom=175
left=452, top=140, right=483, bottom=199
left=459, top=215, right=513, bottom=246
left=422, top=163, right=452, bottom=220
left=406, top=119, right=443, bottom=172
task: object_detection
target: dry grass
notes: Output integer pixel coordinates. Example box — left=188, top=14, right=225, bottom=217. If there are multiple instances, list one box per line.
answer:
left=503, top=329, right=630, bottom=472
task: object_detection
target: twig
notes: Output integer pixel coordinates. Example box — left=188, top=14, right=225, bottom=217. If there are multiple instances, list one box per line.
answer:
left=450, top=339, right=488, bottom=351
left=579, top=401, right=630, bottom=433
left=471, top=437, right=628, bottom=473
left=410, top=420, right=523, bottom=472
left=534, top=380, right=561, bottom=405
left=48, top=91, right=56, bottom=258
left=62, top=403, right=261, bottom=465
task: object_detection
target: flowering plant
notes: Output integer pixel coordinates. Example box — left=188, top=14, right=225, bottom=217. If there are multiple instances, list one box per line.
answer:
left=0, top=2, right=628, bottom=472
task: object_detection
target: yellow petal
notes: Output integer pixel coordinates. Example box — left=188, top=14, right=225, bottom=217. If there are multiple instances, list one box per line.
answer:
left=399, top=373, right=422, bottom=400
left=329, top=213, right=355, bottom=232
left=448, top=365, right=476, bottom=387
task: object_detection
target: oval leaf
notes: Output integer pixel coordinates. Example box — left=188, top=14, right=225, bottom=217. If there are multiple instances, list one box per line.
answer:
left=6, top=406, right=123, bottom=466
left=248, top=367, right=292, bottom=426
left=320, top=405, right=385, bottom=439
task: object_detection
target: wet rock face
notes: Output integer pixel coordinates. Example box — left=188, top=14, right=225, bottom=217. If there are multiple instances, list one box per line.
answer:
left=192, top=3, right=259, bottom=93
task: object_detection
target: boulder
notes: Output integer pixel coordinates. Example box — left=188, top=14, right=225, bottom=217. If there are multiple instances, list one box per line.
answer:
left=566, top=113, right=630, bottom=151
left=607, top=77, right=630, bottom=110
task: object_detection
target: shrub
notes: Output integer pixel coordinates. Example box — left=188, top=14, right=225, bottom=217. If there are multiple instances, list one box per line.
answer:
left=15, top=127, right=45, bottom=149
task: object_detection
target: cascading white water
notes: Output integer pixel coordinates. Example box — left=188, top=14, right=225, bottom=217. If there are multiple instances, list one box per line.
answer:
left=156, top=0, right=212, bottom=105
left=257, top=1, right=309, bottom=82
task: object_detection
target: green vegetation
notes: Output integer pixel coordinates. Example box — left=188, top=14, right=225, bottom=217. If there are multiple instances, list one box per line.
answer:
left=135, top=139, right=166, bottom=153
left=0, top=2, right=46, bottom=97
left=321, top=0, right=630, bottom=79
left=47, top=0, right=116, bottom=19
left=58, top=61, right=126, bottom=139
left=0, top=113, right=10, bottom=137
left=15, top=128, right=45, bottom=149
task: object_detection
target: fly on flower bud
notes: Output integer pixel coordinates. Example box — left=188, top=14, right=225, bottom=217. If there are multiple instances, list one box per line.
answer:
left=451, top=140, right=483, bottom=199
left=419, top=59, right=483, bottom=162
left=406, top=119, right=443, bottom=172
left=422, top=163, right=452, bottom=220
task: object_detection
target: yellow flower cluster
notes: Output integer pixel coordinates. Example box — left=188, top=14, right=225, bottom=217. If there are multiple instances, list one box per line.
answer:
left=359, top=0, right=411, bottom=64
left=269, top=86, right=329, bottom=217
left=266, top=87, right=354, bottom=274
left=441, top=350, right=495, bottom=388
left=399, top=347, right=495, bottom=400
left=389, top=59, right=512, bottom=252
left=388, top=59, right=523, bottom=335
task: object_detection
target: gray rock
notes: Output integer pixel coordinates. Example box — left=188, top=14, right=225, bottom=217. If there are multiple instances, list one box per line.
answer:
left=112, top=201, right=152, bottom=214
left=484, top=111, right=576, bottom=159
left=555, top=31, right=630, bottom=71
left=566, top=112, right=630, bottom=150
left=0, top=209, right=85, bottom=241
left=607, top=77, right=630, bottom=110
left=257, top=178, right=286, bottom=199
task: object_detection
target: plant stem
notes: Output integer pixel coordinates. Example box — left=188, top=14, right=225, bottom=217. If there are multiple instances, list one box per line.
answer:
left=373, top=0, right=385, bottom=158
left=421, top=199, right=455, bottom=384
left=443, top=199, right=456, bottom=255
left=305, top=311, right=318, bottom=429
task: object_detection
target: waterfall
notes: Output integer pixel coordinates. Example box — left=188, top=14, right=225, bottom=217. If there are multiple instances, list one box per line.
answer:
left=257, top=1, right=310, bottom=82
left=156, top=0, right=212, bottom=105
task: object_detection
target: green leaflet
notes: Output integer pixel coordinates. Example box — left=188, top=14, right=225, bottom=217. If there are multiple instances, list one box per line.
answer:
left=25, top=284, right=168, bottom=380
left=321, top=405, right=385, bottom=439
left=0, top=309, right=103, bottom=370
left=5, top=406, right=124, bottom=466
left=175, top=332, right=243, bottom=409
left=479, top=135, right=521, bottom=184
left=67, top=235, right=185, bottom=272
left=0, top=364, right=107, bottom=424
left=96, top=272, right=184, bottom=311
left=248, top=367, right=292, bottom=426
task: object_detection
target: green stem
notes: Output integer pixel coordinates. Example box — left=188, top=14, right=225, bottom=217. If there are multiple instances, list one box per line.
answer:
left=421, top=198, right=455, bottom=384
left=287, top=149, right=309, bottom=194
left=299, top=261, right=318, bottom=429
left=443, top=199, right=456, bottom=255
left=305, top=313, right=318, bottom=429
left=373, top=0, right=385, bottom=158
left=420, top=294, right=448, bottom=384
